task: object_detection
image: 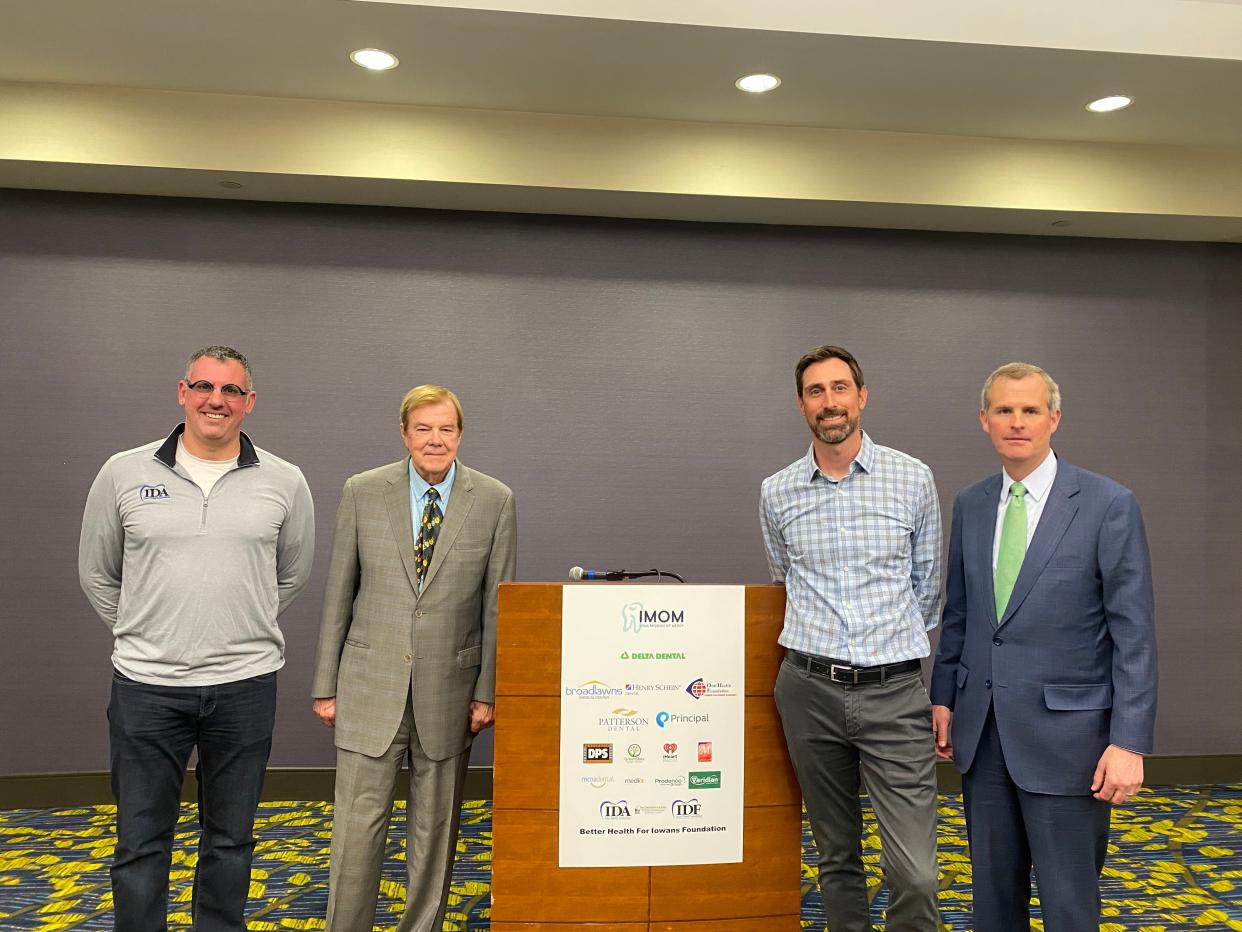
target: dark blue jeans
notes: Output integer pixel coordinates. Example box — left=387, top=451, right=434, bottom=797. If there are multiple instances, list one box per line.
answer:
left=108, top=669, right=277, bottom=932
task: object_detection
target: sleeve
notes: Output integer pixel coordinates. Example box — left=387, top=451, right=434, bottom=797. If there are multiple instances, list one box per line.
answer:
left=78, top=460, right=123, bottom=628
left=310, top=477, right=361, bottom=699
left=1099, top=489, right=1158, bottom=754
left=474, top=490, right=517, bottom=704
left=930, top=495, right=966, bottom=709
left=275, top=468, right=316, bottom=616
left=759, top=482, right=789, bottom=585
left=911, top=466, right=944, bottom=630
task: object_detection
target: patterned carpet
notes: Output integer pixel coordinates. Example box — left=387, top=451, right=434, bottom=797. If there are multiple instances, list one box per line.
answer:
left=1, top=786, right=1240, bottom=930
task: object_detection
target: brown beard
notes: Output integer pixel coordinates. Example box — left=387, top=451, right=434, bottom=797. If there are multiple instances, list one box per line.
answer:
left=812, top=412, right=859, bottom=445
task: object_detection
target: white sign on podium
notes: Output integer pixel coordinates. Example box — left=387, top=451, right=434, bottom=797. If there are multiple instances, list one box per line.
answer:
left=558, top=585, right=745, bottom=867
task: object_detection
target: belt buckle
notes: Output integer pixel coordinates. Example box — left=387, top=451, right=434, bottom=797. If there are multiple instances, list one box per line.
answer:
left=829, top=663, right=858, bottom=685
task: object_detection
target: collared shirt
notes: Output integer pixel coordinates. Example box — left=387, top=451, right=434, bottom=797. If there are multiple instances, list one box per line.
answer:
left=409, top=458, right=456, bottom=541
left=760, top=432, right=943, bottom=666
left=991, top=450, right=1058, bottom=571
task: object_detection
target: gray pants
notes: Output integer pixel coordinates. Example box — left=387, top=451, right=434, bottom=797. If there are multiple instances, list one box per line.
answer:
left=774, top=656, right=939, bottom=932
left=326, top=699, right=470, bottom=932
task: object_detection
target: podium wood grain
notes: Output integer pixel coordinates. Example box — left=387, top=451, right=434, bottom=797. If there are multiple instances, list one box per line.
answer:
left=492, top=583, right=800, bottom=930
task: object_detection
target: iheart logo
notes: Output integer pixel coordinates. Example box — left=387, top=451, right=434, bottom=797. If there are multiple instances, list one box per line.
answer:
left=663, top=743, right=677, bottom=754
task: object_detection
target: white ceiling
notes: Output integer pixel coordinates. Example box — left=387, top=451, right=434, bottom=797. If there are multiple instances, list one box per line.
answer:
left=2, top=0, right=1241, bottom=240
left=4, top=0, right=1241, bottom=146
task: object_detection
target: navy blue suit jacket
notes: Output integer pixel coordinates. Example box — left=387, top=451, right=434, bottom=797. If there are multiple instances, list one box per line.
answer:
left=930, top=460, right=1157, bottom=795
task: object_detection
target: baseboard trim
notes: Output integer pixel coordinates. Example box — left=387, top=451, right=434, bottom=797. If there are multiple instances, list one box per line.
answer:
left=3, top=756, right=1239, bottom=809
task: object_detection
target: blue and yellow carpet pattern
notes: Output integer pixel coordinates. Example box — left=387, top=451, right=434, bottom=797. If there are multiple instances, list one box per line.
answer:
left=1, top=786, right=1240, bottom=930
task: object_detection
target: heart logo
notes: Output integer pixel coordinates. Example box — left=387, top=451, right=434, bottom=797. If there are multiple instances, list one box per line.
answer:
left=663, top=743, right=677, bottom=754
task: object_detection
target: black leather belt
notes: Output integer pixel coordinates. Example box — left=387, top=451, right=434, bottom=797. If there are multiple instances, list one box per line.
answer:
left=788, top=651, right=921, bottom=685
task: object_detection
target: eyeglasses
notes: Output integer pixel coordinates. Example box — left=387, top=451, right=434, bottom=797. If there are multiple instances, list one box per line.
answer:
left=183, top=379, right=251, bottom=399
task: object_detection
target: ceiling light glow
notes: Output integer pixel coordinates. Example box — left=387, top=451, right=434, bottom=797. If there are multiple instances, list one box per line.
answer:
left=1085, top=95, right=1132, bottom=113
left=350, top=48, right=399, bottom=71
left=736, top=73, right=781, bottom=94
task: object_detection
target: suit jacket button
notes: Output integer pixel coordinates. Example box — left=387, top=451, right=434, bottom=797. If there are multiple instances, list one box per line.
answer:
left=415, top=610, right=424, bottom=618
left=992, top=637, right=1002, bottom=646
left=404, top=653, right=412, bottom=663
left=984, top=679, right=992, bottom=689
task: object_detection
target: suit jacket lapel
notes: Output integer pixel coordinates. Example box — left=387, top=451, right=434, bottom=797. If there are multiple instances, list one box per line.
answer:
left=968, top=476, right=1004, bottom=626
left=384, top=460, right=423, bottom=593
left=419, top=462, right=476, bottom=595
left=997, top=464, right=1080, bottom=628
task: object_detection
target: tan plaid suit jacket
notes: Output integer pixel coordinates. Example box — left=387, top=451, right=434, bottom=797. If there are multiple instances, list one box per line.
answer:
left=311, top=458, right=516, bottom=761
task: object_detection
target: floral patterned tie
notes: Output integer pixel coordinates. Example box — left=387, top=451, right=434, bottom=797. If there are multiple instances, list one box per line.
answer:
left=415, top=488, right=442, bottom=587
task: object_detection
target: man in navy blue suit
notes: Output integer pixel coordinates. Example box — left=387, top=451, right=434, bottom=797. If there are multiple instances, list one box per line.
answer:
left=931, top=362, right=1157, bottom=932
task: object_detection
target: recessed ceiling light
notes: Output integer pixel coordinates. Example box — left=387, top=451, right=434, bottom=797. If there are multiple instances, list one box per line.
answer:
left=735, top=73, right=781, bottom=94
left=1085, top=95, right=1133, bottom=113
left=350, top=48, right=399, bottom=71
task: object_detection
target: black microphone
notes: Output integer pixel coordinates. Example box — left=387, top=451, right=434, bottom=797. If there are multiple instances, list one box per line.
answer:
left=568, top=566, right=686, bottom=583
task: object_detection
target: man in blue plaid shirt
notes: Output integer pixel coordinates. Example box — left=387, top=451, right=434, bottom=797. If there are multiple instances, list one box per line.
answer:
left=761, top=344, right=943, bottom=931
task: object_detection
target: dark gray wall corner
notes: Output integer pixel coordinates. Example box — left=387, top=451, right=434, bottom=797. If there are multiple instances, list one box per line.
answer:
left=1, top=188, right=1238, bottom=777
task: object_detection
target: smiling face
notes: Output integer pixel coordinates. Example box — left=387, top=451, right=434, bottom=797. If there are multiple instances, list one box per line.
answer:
left=798, top=357, right=868, bottom=448
left=401, top=400, right=462, bottom=484
left=178, top=356, right=255, bottom=459
left=980, top=374, right=1061, bottom=480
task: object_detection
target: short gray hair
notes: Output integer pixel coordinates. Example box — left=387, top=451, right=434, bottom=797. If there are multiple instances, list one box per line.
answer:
left=981, top=362, right=1061, bottom=413
left=186, top=345, right=253, bottom=390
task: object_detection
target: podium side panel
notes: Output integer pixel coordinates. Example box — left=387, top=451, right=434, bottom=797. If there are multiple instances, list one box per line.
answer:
left=497, top=582, right=562, bottom=696
left=494, top=696, right=559, bottom=809
left=744, top=585, right=786, bottom=697
left=742, top=697, right=801, bottom=807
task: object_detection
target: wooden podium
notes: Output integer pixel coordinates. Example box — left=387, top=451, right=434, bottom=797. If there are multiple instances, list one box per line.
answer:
left=490, top=583, right=802, bottom=932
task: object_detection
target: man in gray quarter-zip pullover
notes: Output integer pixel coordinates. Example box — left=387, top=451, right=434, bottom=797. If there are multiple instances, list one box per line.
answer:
left=78, top=345, right=315, bottom=932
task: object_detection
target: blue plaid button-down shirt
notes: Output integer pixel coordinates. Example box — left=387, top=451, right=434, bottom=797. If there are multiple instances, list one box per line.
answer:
left=760, top=433, right=943, bottom=666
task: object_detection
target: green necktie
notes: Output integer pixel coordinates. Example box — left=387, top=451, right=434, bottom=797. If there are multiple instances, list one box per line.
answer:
left=994, top=481, right=1027, bottom=620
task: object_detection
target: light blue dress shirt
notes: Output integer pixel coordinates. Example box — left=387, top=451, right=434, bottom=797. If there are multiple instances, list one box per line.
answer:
left=760, top=432, right=943, bottom=666
left=409, top=458, right=456, bottom=543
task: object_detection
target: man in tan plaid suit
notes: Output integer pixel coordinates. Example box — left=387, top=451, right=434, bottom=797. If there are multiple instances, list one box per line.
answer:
left=311, top=384, right=517, bottom=931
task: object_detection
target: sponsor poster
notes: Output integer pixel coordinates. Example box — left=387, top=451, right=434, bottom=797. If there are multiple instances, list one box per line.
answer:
left=559, top=585, right=745, bottom=867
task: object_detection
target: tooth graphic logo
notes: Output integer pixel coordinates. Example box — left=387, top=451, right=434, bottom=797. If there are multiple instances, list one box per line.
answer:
left=621, top=602, right=643, bottom=634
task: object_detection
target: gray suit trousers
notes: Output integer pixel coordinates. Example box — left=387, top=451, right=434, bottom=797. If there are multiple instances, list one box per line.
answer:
left=326, top=690, right=470, bottom=932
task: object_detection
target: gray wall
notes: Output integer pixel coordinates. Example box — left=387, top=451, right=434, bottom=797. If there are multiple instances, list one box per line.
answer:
left=1, top=189, right=1238, bottom=775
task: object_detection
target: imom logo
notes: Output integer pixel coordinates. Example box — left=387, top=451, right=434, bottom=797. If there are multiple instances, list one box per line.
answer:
left=621, top=602, right=686, bottom=634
